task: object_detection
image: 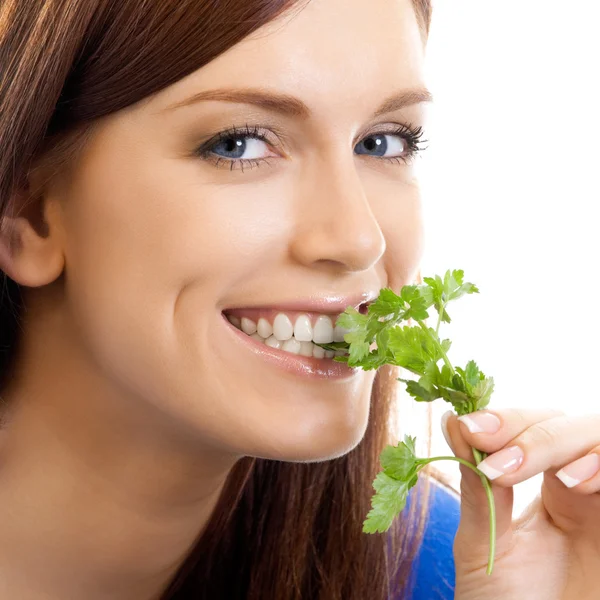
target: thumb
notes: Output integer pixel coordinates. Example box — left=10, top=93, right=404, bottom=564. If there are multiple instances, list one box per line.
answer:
left=441, top=410, right=514, bottom=563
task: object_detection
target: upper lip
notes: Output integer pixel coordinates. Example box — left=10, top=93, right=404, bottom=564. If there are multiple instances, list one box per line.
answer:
left=223, top=291, right=379, bottom=315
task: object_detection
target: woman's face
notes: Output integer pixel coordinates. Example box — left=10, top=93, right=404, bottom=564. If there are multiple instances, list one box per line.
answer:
left=49, top=0, right=428, bottom=461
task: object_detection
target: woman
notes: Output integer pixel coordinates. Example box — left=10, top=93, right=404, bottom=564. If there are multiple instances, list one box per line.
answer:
left=0, top=1, right=599, bottom=598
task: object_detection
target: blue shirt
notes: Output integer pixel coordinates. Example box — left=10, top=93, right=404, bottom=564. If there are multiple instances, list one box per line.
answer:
left=403, top=479, right=460, bottom=600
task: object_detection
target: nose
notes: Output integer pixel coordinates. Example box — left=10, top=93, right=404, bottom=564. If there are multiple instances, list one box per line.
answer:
left=289, top=156, right=386, bottom=273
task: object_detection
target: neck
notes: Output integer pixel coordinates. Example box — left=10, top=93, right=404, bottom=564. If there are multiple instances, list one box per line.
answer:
left=0, top=308, right=238, bottom=600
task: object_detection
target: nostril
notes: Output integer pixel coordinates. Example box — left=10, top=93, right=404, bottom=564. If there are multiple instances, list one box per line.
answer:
left=358, top=302, right=370, bottom=315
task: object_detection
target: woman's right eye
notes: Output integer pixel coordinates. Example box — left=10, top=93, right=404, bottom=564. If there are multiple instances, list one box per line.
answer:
left=210, top=135, right=274, bottom=161
left=196, top=126, right=280, bottom=170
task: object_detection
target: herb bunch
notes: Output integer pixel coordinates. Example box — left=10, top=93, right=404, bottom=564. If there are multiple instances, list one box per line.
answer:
left=319, top=270, right=497, bottom=575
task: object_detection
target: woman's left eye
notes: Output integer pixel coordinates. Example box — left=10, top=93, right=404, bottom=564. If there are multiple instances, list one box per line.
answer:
left=354, top=133, right=410, bottom=159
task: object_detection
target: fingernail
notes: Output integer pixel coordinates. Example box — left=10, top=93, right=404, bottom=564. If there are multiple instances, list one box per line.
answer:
left=556, top=453, right=600, bottom=488
left=457, top=411, right=501, bottom=434
left=476, top=445, right=524, bottom=480
left=441, top=410, right=453, bottom=448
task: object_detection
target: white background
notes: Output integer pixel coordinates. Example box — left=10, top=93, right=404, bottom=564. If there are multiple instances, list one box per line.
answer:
left=404, top=0, right=600, bottom=517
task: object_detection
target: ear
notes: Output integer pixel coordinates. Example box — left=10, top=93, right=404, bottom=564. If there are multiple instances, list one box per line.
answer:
left=0, top=179, right=65, bottom=288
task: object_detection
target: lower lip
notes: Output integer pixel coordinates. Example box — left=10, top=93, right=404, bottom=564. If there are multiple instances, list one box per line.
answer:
left=222, top=314, right=360, bottom=380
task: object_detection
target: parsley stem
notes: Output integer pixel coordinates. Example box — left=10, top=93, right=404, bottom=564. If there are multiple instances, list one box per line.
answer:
left=416, top=455, right=483, bottom=475
left=417, top=450, right=496, bottom=576
left=471, top=447, right=496, bottom=576
left=435, top=302, right=446, bottom=336
left=416, top=320, right=455, bottom=375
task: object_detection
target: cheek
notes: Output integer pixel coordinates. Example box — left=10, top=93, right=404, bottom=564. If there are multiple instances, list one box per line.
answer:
left=374, top=178, right=424, bottom=289
left=59, top=142, right=294, bottom=404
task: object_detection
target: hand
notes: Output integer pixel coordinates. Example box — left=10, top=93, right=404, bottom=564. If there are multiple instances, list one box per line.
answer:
left=443, top=408, right=600, bottom=600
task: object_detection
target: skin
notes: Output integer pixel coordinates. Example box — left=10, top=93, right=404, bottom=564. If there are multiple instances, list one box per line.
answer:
left=0, top=0, right=427, bottom=598
left=446, top=409, right=600, bottom=599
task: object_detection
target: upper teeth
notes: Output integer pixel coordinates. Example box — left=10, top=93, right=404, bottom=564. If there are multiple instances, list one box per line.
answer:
left=226, top=311, right=350, bottom=357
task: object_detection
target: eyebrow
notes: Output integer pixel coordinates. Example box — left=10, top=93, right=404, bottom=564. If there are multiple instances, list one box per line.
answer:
left=163, top=87, right=433, bottom=118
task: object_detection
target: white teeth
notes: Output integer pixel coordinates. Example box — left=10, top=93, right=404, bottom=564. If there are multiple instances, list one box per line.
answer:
left=281, top=338, right=301, bottom=355
left=241, top=317, right=257, bottom=335
left=333, top=324, right=350, bottom=343
left=227, top=315, right=241, bottom=329
left=299, top=341, right=314, bottom=357
left=257, top=318, right=273, bottom=339
left=293, top=314, right=313, bottom=342
left=312, top=345, right=325, bottom=359
left=313, top=315, right=334, bottom=344
left=233, top=311, right=343, bottom=360
left=273, top=313, right=294, bottom=341
left=265, top=335, right=282, bottom=349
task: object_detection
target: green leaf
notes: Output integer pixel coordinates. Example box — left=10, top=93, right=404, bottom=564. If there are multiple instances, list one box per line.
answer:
left=444, top=269, right=480, bottom=302
left=387, top=325, right=443, bottom=375
left=451, top=373, right=466, bottom=393
left=380, top=436, right=418, bottom=480
left=420, top=360, right=440, bottom=391
left=336, top=307, right=369, bottom=345
left=400, top=285, right=432, bottom=322
left=472, top=376, right=495, bottom=409
left=348, top=341, right=371, bottom=364
left=424, top=274, right=450, bottom=322
left=333, top=307, right=372, bottom=364
left=375, top=327, right=390, bottom=356
left=439, top=364, right=454, bottom=387
left=405, top=380, right=441, bottom=402
left=423, top=275, right=443, bottom=305
left=402, top=434, right=417, bottom=456
left=438, top=385, right=471, bottom=411
left=399, top=361, right=444, bottom=402
left=363, top=472, right=410, bottom=533
left=363, top=435, right=422, bottom=534
left=464, top=360, right=481, bottom=388
left=367, top=288, right=404, bottom=319
left=424, top=270, right=478, bottom=324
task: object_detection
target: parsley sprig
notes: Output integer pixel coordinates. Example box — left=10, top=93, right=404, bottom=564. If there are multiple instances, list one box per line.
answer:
left=319, top=270, right=497, bottom=576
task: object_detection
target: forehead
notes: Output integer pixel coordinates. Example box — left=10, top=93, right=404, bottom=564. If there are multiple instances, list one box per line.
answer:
left=151, top=0, right=425, bottom=118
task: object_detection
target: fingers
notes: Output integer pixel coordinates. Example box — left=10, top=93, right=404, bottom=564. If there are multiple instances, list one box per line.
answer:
left=456, top=407, right=565, bottom=453
left=443, top=408, right=510, bottom=499
left=456, top=408, right=600, bottom=493
left=442, top=410, right=515, bottom=548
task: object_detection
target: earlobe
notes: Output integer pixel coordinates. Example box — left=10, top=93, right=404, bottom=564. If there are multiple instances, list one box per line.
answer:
left=0, top=200, right=65, bottom=288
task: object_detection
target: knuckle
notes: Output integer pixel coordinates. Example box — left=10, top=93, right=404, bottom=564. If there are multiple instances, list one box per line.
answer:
left=503, top=407, right=565, bottom=428
left=506, top=407, right=533, bottom=426
left=517, top=417, right=565, bottom=450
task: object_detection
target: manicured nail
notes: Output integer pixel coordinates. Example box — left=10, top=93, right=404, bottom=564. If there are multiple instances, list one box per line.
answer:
left=476, top=445, right=524, bottom=480
left=441, top=410, right=453, bottom=448
left=556, top=453, right=600, bottom=488
left=457, top=411, right=501, bottom=434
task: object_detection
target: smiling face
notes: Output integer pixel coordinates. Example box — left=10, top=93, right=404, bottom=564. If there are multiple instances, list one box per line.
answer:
left=37, top=0, right=428, bottom=462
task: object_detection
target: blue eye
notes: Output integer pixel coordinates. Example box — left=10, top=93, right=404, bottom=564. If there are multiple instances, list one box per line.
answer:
left=211, top=136, right=271, bottom=160
left=355, top=133, right=408, bottom=158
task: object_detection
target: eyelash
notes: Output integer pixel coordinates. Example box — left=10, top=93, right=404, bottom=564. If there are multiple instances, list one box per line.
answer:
left=195, top=122, right=427, bottom=172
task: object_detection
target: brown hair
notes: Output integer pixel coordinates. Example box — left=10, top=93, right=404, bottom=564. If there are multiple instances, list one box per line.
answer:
left=0, top=1, right=439, bottom=598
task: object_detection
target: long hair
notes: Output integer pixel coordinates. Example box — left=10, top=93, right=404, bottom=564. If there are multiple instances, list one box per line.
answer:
left=0, top=1, right=437, bottom=598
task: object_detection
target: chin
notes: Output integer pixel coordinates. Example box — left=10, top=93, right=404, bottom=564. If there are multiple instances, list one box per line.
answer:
left=253, top=412, right=370, bottom=463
